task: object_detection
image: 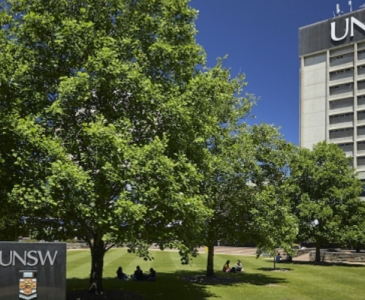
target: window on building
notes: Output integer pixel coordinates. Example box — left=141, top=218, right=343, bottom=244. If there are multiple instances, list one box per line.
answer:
left=329, top=113, right=354, bottom=125
left=359, top=80, right=365, bottom=91
left=330, top=83, right=354, bottom=96
left=330, top=127, right=354, bottom=140
left=359, top=65, right=365, bottom=76
left=358, top=50, right=365, bottom=61
left=358, top=125, right=365, bottom=137
left=330, top=68, right=354, bottom=81
left=358, top=111, right=365, bottom=122
left=330, top=52, right=354, bottom=67
left=358, top=95, right=365, bottom=107
left=358, top=141, right=365, bottom=153
left=357, top=156, right=365, bottom=167
left=337, top=142, right=354, bottom=153
left=330, top=97, right=353, bottom=110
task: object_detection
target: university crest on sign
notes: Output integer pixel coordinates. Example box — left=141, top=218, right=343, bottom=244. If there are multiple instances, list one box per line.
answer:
left=19, top=271, right=37, bottom=300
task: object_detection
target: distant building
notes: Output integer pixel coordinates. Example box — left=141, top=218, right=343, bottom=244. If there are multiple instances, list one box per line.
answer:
left=299, top=8, right=365, bottom=182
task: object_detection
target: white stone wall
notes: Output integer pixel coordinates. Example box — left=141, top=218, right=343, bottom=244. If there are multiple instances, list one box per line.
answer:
left=300, top=52, right=327, bottom=149
left=309, top=250, right=365, bottom=262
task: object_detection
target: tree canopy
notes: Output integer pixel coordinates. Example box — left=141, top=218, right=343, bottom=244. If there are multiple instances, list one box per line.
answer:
left=201, top=122, right=297, bottom=276
left=0, top=0, right=252, bottom=290
left=287, top=141, right=362, bottom=261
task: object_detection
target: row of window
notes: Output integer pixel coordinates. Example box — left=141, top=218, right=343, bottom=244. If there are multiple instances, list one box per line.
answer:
left=329, top=80, right=365, bottom=96
left=330, top=65, right=365, bottom=81
left=330, top=95, right=365, bottom=110
left=330, top=112, right=354, bottom=118
left=337, top=141, right=365, bottom=147
left=329, top=111, right=365, bottom=124
left=330, top=50, right=365, bottom=67
left=329, top=126, right=365, bottom=140
left=333, top=145, right=365, bottom=167
left=335, top=143, right=365, bottom=164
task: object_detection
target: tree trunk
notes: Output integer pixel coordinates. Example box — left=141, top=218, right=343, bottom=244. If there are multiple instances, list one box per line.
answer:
left=315, top=240, right=321, bottom=262
left=89, top=236, right=106, bottom=294
left=273, top=256, right=276, bottom=270
left=356, top=243, right=361, bottom=253
left=206, top=242, right=215, bottom=277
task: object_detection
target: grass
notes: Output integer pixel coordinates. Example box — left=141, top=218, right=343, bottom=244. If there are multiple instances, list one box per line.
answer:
left=67, top=248, right=365, bottom=300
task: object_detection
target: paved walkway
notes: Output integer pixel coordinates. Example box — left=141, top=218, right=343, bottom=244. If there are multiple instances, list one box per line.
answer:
left=199, top=246, right=312, bottom=262
left=199, top=246, right=257, bottom=256
left=209, top=246, right=310, bottom=261
left=292, top=252, right=310, bottom=262
left=149, top=245, right=308, bottom=259
left=149, top=245, right=257, bottom=256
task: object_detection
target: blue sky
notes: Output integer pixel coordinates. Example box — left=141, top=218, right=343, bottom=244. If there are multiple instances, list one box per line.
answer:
left=190, top=0, right=360, bottom=145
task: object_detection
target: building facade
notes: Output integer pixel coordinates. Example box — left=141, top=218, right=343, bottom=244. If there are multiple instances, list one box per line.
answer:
left=299, top=8, right=365, bottom=179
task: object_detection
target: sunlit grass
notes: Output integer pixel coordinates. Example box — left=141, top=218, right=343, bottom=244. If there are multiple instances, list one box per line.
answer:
left=67, top=248, right=365, bottom=300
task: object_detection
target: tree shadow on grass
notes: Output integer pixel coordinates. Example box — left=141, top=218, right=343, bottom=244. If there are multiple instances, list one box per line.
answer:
left=257, top=267, right=293, bottom=272
left=67, top=271, right=288, bottom=300
left=67, top=274, right=214, bottom=300
left=176, top=270, right=288, bottom=287
left=67, top=277, right=89, bottom=292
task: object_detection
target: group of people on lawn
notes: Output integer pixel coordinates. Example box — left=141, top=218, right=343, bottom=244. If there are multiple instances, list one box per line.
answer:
left=115, top=259, right=244, bottom=282
left=222, top=259, right=244, bottom=273
left=221, top=252, right=286, bottom=274
left=116, top=266, right=156, bottom=281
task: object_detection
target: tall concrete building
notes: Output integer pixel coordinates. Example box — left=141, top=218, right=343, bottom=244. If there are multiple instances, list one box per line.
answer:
left=299, top=8, right=365, bottom=179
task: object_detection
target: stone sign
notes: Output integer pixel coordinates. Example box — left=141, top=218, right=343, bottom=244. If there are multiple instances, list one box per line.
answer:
left=0, top=242, right=66, bottom=300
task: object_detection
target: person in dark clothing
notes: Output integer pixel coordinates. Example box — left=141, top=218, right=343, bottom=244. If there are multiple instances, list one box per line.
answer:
left=235, top=260, right=244, bottom=272
left=223, top=260, right=236, bottom=273
left=116, top=266, right=128, bottom=280
left=146, top=268, right=156, bottom=281
left=275, top=252, right=282, bottom=262
left=132, top=266, right=144, bottom=281
left=222, top=260, right=231, bottom=272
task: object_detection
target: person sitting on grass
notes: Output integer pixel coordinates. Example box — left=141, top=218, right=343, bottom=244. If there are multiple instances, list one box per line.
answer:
left=146, top=268, right=156, bottom=281
left=223, top=260, right=230, bottom=272
left=132, top=266, right=144, bottom=281
left=223, top=260, right=236, bottom=273
left=116, top=266, right=128, bottom=280
left=235, top=260, right=244, bottom=272
left=275, top=252, right=282, bottom=262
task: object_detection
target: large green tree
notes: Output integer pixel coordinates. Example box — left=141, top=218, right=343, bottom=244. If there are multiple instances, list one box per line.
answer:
left=0, top=0, right=252, bottom=291
left=0, top=116, right=23, bottom=240
left=288, top=141, right=362, bottom=262
left=202, top=123, right=297, bottom=276
left=340, top=195, right=365, bottom=252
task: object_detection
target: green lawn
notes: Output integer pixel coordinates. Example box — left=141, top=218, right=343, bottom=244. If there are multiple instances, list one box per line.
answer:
left=67, top=248, right=365, bottom=300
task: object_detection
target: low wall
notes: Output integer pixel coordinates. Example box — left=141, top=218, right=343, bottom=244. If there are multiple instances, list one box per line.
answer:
left=309, top=250, right=365, bottom=262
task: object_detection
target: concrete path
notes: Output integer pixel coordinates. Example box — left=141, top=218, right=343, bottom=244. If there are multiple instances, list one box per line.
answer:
left=203, top=246, right=257, bottom=256
left=200, top=246, right=311, bottom=262
left=150, top=245, right=272, bottom=257
left=149, top=245, right=312, bottom=261
left=292, top=252, right=310, bottom=262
